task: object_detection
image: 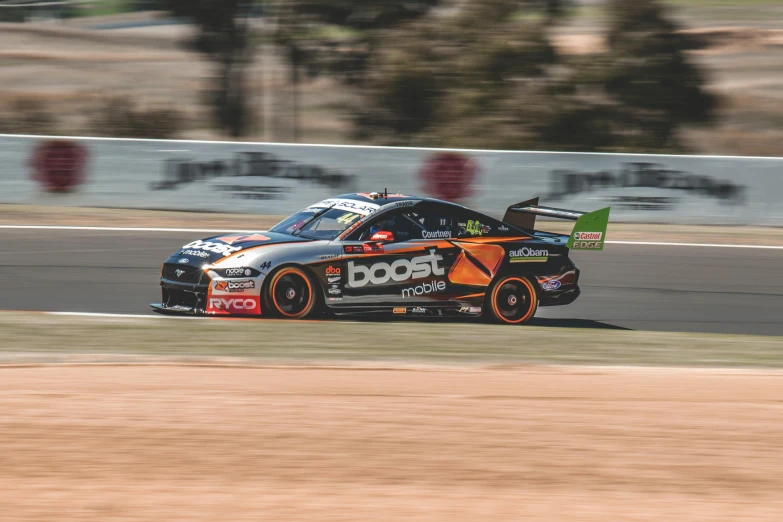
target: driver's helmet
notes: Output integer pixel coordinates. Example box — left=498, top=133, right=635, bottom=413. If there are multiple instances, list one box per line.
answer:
left=369, top=217, right=396, bottom=235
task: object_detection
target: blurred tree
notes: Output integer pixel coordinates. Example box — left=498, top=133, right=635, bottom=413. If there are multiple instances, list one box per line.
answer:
left=87, top=96, right=186, bottom=139
left=165, top=0, right=257, bottom=137
left=280, top=0, right=440, bottom=30
left=0, top=98, right=57, bottom=135
left=131, top=0, right=169, bottom=9
left=542, top=0, right=573, bottom=25
left=0, top=5, right=29, bottom=22
left=350, top=0, right=714, bottom=152
left=270, top=0, right=441, bottom=141
left=351, top=0, right=580, bottom=148
left=600, top=0, right=716, bottom=150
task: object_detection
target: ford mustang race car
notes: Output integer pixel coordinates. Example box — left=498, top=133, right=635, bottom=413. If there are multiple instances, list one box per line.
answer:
left=152, top=192, right=609, bottom=324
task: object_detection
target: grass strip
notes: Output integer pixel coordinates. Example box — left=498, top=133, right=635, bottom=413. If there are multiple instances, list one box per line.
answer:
left=1, top=313, right=782, bottom=368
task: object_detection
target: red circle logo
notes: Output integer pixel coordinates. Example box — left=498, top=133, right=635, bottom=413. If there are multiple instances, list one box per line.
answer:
left=29, top=140, right=88, bottom=193
left=420, top=152, right=478, bottom=202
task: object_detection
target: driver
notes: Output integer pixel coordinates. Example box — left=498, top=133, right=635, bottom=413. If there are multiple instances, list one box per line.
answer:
left=369, top=216, right=397, bottom=236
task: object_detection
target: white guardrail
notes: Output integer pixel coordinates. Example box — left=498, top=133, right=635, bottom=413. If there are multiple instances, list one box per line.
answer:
left=1, top=134, right=782, bottom=225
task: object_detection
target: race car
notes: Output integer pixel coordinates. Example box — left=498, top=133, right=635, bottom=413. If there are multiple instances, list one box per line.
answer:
left=152, top=192, right=609, bottom=324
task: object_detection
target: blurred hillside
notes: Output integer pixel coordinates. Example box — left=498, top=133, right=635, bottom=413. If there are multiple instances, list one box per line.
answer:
left=0, top=0, right=782, bottom=156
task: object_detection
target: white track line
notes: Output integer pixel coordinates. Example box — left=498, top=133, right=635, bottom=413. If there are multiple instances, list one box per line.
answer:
left=606, top=240, right=783, bottom=249
left=0, top=225, right=255, bottom=233
left=3, top=133, right=783, bottom=160
left=36, top=312, right=327, bottom=323
left=49, top=312, right=167, bottom=319
left=46, top=311, right=212, bottom=320
left=1, top=224, right=782, bottom=249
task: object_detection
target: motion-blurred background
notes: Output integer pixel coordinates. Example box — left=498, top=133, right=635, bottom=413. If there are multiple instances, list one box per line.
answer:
left=2, top=5, right=783, bottom=522
left=1, top=0, right=781, bottom=156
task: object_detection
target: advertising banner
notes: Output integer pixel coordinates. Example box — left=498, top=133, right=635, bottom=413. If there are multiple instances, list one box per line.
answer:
left=1, top=134, right=781, bottom=225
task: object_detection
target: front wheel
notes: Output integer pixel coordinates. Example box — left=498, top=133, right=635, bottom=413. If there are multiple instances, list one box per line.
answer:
left=486, top=275, right=538, bottom=325
left=266, top=267, right=318, bottom=319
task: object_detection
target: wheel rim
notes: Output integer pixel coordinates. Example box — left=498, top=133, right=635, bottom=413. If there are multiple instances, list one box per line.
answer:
left=272, top=269, right=312, bottom=318
left=493, top=278, right=535, bottom=324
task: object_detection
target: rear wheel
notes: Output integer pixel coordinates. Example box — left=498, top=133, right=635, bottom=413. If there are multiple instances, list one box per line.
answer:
left=266, top=267, right=317, bottom=319
left=486, top=275, right=538, bottom=325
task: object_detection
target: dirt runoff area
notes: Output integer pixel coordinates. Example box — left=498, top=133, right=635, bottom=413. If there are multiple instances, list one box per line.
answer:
left=0, top=364, right=781, bottom=522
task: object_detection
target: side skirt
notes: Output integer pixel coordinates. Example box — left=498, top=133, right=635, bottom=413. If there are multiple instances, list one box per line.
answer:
left=329, top=306, right=482, bottom=319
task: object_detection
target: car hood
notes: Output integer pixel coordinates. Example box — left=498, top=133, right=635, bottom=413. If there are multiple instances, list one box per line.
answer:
left=167, top=231, right=311, bottom=265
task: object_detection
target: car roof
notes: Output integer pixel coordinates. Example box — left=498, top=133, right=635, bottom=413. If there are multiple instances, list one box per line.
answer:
left=335, top=192, right=465, bottom=209
left=331, top=193, right=536, bottom=238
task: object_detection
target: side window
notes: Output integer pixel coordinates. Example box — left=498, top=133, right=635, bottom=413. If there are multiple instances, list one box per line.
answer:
left=402, top=208, right=452, bottom=240
left=346, top=206, right=453, bottom=242
left=349, top=210, right=412, bottom=242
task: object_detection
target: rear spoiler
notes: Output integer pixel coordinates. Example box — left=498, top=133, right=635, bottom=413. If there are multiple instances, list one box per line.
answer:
left=503, top=197, right=610, bottom=251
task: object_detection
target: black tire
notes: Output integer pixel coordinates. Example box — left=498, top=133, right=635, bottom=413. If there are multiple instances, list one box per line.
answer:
left=485, top=275, right=538, bottom=325
left=265, top=266, right=318, bottom=319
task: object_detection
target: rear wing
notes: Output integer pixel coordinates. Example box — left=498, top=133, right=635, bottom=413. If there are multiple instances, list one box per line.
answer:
left=503, top=197, right=610, bottom=251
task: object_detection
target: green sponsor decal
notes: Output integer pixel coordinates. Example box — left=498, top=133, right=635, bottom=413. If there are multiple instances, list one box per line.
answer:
left=566, top=207, right=610, bottom=251
left=465, top=219, right=489, bottom=236
left=511, top=257, right=548, bottom=263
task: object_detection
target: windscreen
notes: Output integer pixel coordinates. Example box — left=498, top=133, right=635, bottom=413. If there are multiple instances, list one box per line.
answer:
left=270, top=208, right=364, bottom=240
left=270, top=198, right=381, bottom=240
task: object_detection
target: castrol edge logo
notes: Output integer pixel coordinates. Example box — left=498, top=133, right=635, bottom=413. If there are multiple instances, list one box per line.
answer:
left=574, top=232, right=602, bottom=241
left=348, top=249, right=444, bottom=288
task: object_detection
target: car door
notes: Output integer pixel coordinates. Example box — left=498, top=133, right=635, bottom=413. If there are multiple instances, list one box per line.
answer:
left=338, top=204, right=458, bottom=308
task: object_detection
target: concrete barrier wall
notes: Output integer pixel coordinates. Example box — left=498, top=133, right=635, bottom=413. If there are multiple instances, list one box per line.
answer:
left=1, top=134, right=782, bottom=225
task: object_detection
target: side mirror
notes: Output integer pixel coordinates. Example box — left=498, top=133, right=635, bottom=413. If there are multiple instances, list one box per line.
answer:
left=369, top=230, right=395, bottom=242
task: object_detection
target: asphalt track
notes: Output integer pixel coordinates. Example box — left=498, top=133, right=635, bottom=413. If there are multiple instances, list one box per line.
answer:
left=1, top=228, right=781, bottom=336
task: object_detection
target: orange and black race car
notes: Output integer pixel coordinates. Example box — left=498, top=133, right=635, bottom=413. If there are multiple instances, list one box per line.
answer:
left=152, top=191, right=609, bottom=324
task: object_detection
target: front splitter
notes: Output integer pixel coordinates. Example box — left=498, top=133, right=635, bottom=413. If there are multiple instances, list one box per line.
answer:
left=150, top=303, right=204, bottom=316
